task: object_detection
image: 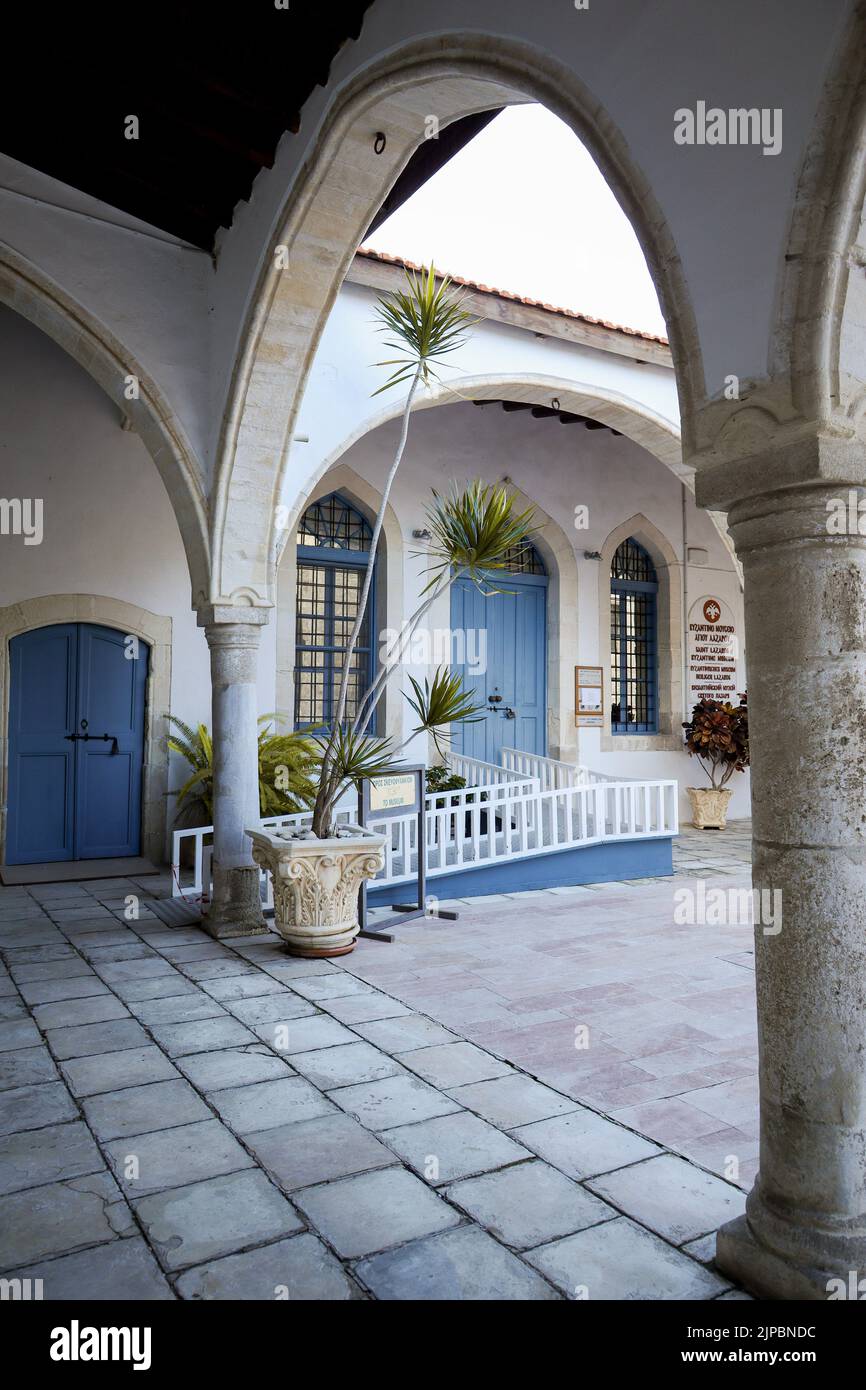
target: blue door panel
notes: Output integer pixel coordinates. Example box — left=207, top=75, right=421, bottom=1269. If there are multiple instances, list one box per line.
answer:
left=7, top=624, right=148, bottom=864
left=8, top=625, right=77, bottom=863
left=75, top=626, right=148, bottom=859
left=450, top=575, right=547, bottom=762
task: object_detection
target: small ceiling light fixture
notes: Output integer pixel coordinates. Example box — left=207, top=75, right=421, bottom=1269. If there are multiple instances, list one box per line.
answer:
left=374, top=131, right=387, bottom=154
left=550, top=397, right=561, bottom=411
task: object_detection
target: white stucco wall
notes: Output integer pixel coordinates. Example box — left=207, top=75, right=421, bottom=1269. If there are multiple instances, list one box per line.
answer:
left=0, top=307, right=216, bottom=847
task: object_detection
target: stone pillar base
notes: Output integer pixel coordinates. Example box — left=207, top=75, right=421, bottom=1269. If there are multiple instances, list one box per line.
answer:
left=204, top=864, right=268, bottom=939
left=717, top=1216, right=845, bottom=1301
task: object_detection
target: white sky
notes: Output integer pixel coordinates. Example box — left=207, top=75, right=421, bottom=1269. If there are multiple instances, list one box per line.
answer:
left=362, top=105, right=666, bottom=339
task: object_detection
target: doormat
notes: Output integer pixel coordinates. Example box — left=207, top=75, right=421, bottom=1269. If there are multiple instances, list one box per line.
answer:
left=0, top=857, right=159, bottom=886
left=147, top=897, right=204, bottom=928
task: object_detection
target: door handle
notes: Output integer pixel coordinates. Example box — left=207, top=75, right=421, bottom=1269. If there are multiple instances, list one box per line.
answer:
left=65, top=732, right=119, bottom=754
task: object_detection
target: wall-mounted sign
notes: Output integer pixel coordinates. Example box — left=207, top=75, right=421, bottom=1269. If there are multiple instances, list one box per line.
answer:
left=575, top=666, right=604, bottom=727
left=687, top=595, right=739, bottom=707
left=364, top=772, right=420, bottom=818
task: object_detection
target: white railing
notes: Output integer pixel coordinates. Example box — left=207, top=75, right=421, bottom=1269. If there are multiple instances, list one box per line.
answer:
left=172, top=750, right=677, bottom=902
left=500, top=747, right=631, bottom=788
left=447, top=751, right=532, bottom=787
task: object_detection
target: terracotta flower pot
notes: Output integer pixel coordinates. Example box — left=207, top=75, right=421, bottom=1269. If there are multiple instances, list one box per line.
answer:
left=687, top=786, right=733, bottom=830
left=246, top=823, right=386, bottom=957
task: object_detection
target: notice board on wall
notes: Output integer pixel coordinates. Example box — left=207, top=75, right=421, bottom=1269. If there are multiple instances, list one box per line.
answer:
left=575, top=666, right=604, bottom=727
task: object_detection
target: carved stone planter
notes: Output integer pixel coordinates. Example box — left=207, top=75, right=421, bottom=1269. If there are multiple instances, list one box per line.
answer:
left=246, top=824, right=386, bottom=958
left=687, top=786, right=733, bottom=830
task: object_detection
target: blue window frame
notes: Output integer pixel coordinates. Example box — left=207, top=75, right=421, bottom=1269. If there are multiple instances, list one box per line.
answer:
left=610, top=538, right=658, bottom=733
left=294, top=493, right=376, bottom=731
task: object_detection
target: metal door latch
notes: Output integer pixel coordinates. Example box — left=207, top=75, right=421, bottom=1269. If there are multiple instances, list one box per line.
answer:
left=65, top=732, right=120, bottom=754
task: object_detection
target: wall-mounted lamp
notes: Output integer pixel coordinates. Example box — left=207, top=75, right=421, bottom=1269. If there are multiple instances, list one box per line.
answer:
left=412, top=528, right=432, bottom=541
left=583, top=550, right=602, bottom=560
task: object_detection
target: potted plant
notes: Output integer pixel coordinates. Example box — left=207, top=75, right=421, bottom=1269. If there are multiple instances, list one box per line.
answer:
left=167, top=716, right=320, bottom=865
left=247, top=265, right=538, bottom=957
left=682, top=693, right=749, bottom=829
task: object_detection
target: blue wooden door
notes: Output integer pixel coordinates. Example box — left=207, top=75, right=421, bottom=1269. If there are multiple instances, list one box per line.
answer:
left=7, top=624, right=148, bottom=864
left=450, top=574, right=547, bottom=762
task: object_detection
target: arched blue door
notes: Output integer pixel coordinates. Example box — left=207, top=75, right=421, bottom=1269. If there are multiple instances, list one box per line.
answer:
left=7, top=624, right=149, bottom=864
left=450, top=544, right=548, bottom=763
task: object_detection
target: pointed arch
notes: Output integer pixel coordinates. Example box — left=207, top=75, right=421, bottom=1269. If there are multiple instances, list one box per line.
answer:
left=0, top=241, right=210, bottom=605
left=213, top=34, right=704, bottom=609
left=598, top=514, right=683, bottom=752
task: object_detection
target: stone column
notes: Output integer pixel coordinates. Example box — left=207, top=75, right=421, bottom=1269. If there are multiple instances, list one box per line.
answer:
left=200, top=608, right=269, bottom=938
left=703, top=442, right=866, bottom=1299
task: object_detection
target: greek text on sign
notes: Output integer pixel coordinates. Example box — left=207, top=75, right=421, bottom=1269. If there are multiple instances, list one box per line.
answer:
left=688, top=595, right=739, bottom=704
left=368, top=774, right=417, bottom=813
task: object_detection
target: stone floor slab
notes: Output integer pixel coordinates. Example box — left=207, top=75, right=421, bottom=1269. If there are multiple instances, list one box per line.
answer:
left=18, top=976, right=111, bottom=1006
left=401, top=1041, right=513, bottom=1090
left=210, top=1076, right=334, bottom=1134
left=0, top=1120, right=104, bottom=1195
left=255, top=1012, right=356, bottom=1054
left=586, top=1153, right=746, bottom=1245
left=513, top=1108, right=662, bottom=1180
left=61, top=1045, right=181, bottom=1097
left=222, top=992, right=317, bottom=1026
left=353, top=1014, right=459, bottom=1054
left=174, top=1045, right=293, bottom=1092
left=127, top=993, right=227, bottom=1026
left=0, top=1171, right=133, bottom=1267
left=31, top=995, right=130, bottom=1030
left=449, top=1074, right=578, bottom=1129
left=200, top=974, right=288, bottom=1002
left=0, top=1045, right=59, bottom=1092
left=82, top=1078, right=212, bottom=1141
left=148, top=1015, right=257, bottom=1056
left=134, top=1168, right=303, bottom=1271
left=0, top=1080, right=79, bottom=1135
left=320, top=992, right=412, bottom=1025
left=46, top=1018, right=150, bottom=1061
left=0, top=1018, right=42, bottom=1052
left=21, top=1235, right=175, bottom=1300
left=176, top=1231, right=360, bottom=1300
left=291, top=973, right=375, bottom=1002
left=330, top=1073, right=462, bottom=1131
left=381, top=1110, right=530, bottom=1185
left=356, top=1224, right=560, bottom=1300
left=445, top=1159, right=618, bottom=1249
left=293, top=1166, right=460, bottom=1258
left=104, top=1117, right=254, bottom=1196
left=246, top=1112, right=395, bottom=1191
left=525, top=1216, right=728, bottom=1300
left=289, top=1041, right=403, bottom=1090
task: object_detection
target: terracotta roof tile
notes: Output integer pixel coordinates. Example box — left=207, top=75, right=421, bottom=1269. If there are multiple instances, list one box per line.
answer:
left=356, top=246, right=669, bottom=347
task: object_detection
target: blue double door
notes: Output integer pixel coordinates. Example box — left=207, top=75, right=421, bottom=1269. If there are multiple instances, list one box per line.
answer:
left=7, top=624, right=149, bottom=864
left=450, top=574, right=547, bottom=763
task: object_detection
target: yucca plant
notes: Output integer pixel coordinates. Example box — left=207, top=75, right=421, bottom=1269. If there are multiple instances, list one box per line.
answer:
left=309, top=264, right=540, bottom=837
left=169, top=715, right=320, bottom=827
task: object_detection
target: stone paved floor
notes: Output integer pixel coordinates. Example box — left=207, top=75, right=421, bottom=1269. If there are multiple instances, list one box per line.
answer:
left=0, top=821, right=756, bottom=1300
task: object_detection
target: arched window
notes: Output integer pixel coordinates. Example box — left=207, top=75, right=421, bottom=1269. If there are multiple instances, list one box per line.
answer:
left=610, top=538, right=658, bottom=733
left=501, top=539, right=546, bottom=575
left=294, top=493, right=376, bottom=729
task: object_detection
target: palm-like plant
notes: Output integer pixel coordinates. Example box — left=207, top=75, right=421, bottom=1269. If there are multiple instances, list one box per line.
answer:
left=169, top=715, right=319, bottom=826
left=309, top=265, right=538, bottom=837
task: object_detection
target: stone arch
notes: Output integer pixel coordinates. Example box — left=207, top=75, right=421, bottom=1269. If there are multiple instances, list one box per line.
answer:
left=285, top=371, right=737, bottom=569
left=774, top=3, right=866, bottom=426
left=213, top=34, right=705, bottom=609
left=0, top=241, right=211, bottom=606
left=0, top=594, right=172, bottom=865
left=597, top=514, right=683, bottom=753
left=276, top=464, right=404, bottom=743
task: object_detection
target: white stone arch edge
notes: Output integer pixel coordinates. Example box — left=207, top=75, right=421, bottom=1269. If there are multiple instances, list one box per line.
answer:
left=0, top=595, right=172, bottom=867
left=0, top=241, right=211, bottom=606
left=276, top=465, right=404, bottom=745
left=598, top=515, right=684, bottom=754
left=283, top=372, right=739, bottom=580
left=213, top=34, right=706, bottom=607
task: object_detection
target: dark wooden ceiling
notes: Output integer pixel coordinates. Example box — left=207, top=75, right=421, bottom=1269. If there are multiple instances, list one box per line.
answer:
left=1, top=3, right=495, bottom=253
